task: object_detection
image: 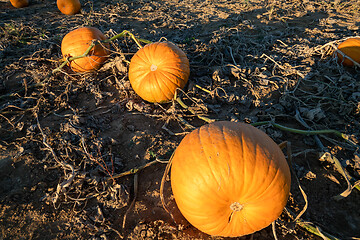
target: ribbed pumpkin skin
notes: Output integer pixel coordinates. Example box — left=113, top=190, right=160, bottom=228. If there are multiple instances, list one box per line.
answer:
left=10, top=0, right=29, bottom=8
left=336, top=38, right=360, bottom=66
left=170, top=121, right=291, bottom=237
left=57, top=0, right=81, bottom=15
left=61, top=27, right=109, bottom=72
left=128, top=42, right=190, bottom=103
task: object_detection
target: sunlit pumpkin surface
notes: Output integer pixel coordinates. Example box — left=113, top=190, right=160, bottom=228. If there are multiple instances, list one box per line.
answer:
left=128, top=42, right=190, bottom=103
left=57, top=0, right=81, bottom=15
left=170, top=121, right=291, bottom=237
left=336, top=37, right=360, bottom=67
left=10, top=0, right=28, bottom=8
left=61, top=27, right=109, bottom=72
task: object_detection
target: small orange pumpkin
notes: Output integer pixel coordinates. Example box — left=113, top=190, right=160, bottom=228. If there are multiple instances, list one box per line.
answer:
left=57, top=0, right=81, bottom=15
left=10, top=0, right=29, bottom=8
left=336, top=37, right=360, bottom=66
left=170, top=121, right=291, bottom=237
left=61, top=27, right=110, bottom=73
left=128, top=42, right=190, bottom=103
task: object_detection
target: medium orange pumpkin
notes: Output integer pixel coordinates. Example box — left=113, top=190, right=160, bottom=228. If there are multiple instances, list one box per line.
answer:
left=57, top=0, right=81, bottom=15
left=170, top=121, right=291, bottom=237
left=336, top=37, right=360, bottom=66
left=10, top=0, right=28, bottom=8
left=128, top=42, right=190, bottom=103
left=61, top=27, right=110, bottom=73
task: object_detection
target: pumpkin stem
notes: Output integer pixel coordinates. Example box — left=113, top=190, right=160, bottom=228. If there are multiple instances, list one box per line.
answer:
left=150, top=64, right=158, bottom=71
left=228, top=202, right=243, bottom=223
left=230, top=202, right=243, bottom=212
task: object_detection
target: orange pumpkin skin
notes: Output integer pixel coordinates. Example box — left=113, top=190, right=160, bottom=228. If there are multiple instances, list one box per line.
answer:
left=336, top=38, right=360, bottom=66
left=57, top=0, right=81, bottom=15
left=170, top=121, right=291, bottom=237
left=10, top=0, right=29, bottom=8
left=128, top=42, right=190, bottom=103
left=61, top=27, right=110, bottom=73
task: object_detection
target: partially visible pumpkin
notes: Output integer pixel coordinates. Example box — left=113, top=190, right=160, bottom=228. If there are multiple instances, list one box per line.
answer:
left=57, top=0, right=81, bottom=15
left=128, top=42, right=190, bottom=103
left=336, top=37, right=360, bottom=67
left=10, top=0, right=29, bottom=8
left=61, top=27, right=110, bottom=72
left=170, top=121, right=291, bottom=237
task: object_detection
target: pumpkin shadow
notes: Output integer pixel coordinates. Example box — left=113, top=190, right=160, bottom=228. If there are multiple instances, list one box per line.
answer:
left=1, top=0, right=360, bottom=240
left=0, top=1, right=10, bottom=10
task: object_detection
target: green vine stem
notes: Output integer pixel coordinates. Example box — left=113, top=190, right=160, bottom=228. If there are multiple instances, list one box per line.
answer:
left=251, top=121, right=356, bottom=147
left=175, top=97, right=215, bottom=124
left=53, top=30, right=152, bottom=74
left=107, top=158, right=162, bottom=181
left=284, top=208, right=341, bottom=240
left=252, top=121, right=360, bottom=194
left=104, top=30, right=152, bottom=47
left=296, top=221, right=340, bottom=240
left=53, top=41, right=97, bottom=73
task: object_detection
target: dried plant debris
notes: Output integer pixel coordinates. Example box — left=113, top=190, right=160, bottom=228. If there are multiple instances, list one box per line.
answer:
left=0, top=0, right=360, bottom=239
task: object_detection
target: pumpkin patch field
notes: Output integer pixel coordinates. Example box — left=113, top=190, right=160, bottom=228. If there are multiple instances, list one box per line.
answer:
left=1, top=0, right=360, bottom=239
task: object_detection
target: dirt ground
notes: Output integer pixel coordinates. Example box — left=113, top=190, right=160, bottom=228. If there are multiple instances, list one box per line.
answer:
left=1, top=0, right=360, bottom=239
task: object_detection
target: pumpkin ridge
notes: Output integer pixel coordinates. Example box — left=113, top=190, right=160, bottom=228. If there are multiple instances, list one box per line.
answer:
left=160, top=65, right=189, bottom=84
left=63, top=38, right=92, bottom=52
left=155, top=72, right=178, bottom=100
left=153, top=43, right=178, bottom=66
left=133, top=71, right=151, bottom=91
left=157, top=54, right=186, bottom=64
left=152, top=73, right=173, bottom=101
left=239, top=132, right=282, bottom=202
left=152, top=42, right=165, bottom=65
left=157, top=69, right=182, bottom=89
left=237, top=211, right=255, bottom=235
left=248, top=166, right=282, bottom=203
left=163, top=69, right=188, bottom=88
left=219, top=124, right=239, bottom=198
left=161, top=44, right=188, bottom=67
left=198, top=126, right=228, bottom=199
left=240, top=130, right=247, bottom=199
left=160, top=64, right=189, bottom=73
left=252, top=142, right=289, bottom=202
left=146, top=73, right=162, bottom=102
left=242, top=141, right=260, bottom=199
left=135, top=52, right=151, bottom=67
left=142, top=44, right=156, bottom=66
left=129, top=56, right=150, bottom=71
left=87, top=57, right=103, bottom=70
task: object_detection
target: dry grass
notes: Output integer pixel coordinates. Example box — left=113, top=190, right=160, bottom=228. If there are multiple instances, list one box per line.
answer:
left=1, top=0, right=360, bottom=239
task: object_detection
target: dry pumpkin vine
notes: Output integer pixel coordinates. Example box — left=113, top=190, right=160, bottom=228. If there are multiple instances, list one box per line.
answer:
left=53, top=29, right=151, bottom=74
left=50, top=29, right=360, bottom=239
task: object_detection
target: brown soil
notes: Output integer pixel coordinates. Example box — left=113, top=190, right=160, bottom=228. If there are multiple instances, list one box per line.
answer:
left=1, top=0, right=360, bottom=239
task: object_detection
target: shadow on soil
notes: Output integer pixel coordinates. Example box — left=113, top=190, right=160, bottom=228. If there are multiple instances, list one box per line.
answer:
left=1, top=0, right=360, bottom=239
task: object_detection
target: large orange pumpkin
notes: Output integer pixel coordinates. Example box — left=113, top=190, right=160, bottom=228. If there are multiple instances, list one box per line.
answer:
left=57, top=0, right=81, bottom=15
left=10, top=0, right=28, bottom=8
left=61, top=27, right=110, bottom=73
left=336, top=37, right=360, bottom=67
left=170, top=121, right=291, bottom=237
left=128, top=42, right=190, bottom=103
